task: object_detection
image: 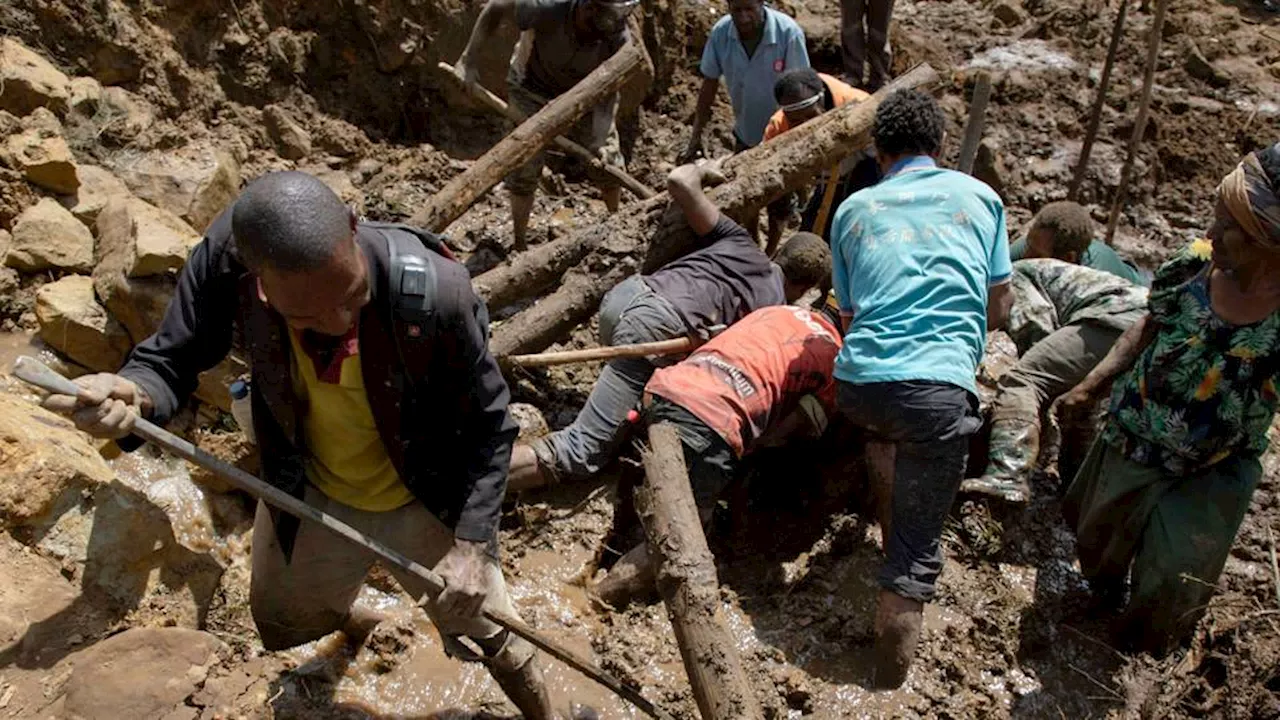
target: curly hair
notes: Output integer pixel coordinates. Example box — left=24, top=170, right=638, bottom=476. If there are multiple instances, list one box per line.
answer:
left=872, top=89, right=946, bottom=159
left=1030, top=201, right=1094, bottom=257
left=775, top=232, right=831, bottom=288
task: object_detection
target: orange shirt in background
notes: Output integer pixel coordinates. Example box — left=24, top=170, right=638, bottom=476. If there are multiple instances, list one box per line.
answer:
left=762, top=73, right=869, bottom=142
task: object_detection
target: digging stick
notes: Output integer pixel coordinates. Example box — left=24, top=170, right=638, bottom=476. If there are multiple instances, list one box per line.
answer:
left=505, top=337, right=694, bottom=368
left=1105, top=0, right=1169, bottom=244
left=12, top=356, right=676, bottom=720
left=956, top=70, right=992, bottom=175
left=638, top=423, right=764, bottom=720
left=437, top=61, right=656, bottom=200
left=410, top=39, right=646, bottom=234
left=1069, top=0, right=1130, bottom=201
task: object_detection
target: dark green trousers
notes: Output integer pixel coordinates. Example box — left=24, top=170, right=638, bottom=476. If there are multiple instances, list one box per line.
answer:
left=1064, top=439, right=1260, bottom=654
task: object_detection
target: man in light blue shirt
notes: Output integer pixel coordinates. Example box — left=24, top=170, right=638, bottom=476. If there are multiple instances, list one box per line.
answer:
left=682, top=0, right=809, bottom=159
left=829, top=89, right=1012, bottom=689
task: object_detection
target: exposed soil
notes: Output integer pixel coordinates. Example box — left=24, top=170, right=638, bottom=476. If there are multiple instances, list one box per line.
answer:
left=1, top=0, right=1279, bottom=717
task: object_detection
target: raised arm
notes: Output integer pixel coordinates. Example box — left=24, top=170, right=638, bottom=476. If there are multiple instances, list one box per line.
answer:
left=454, top=0, right=519, bottom=85
left=682, top=77, right=720, bottom=163
left=666, top=162, right=724, bottom=236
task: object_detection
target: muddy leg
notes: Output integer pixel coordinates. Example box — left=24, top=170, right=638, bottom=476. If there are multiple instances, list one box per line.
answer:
left=511, top=191, right=535, bottom=252
left=865, top=439, right=896, bottom=544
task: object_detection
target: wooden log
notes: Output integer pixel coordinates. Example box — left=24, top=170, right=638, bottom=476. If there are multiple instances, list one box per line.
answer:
left=410, top=40, right=646, bottom=233
left=956, top=71, right=992, bottom=175
left=487, top=63, right=941, bottom=357
left=438, top=61, right=656, bottom=200
left=1069, top=0, right=1130, bottom=201
left=504, top=336, right=695, bottom=368
left=1105, top=0, right=1169, bottom=244
left=474, top=224, right=603, bottom=309
left=638, top=423, right=763, bottom=720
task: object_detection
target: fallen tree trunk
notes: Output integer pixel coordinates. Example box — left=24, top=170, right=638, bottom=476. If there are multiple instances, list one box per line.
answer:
left=638, top=423, right=763, bottom=720
left=437, top=61, right=656, bottom=200
left=411, top=40, right=646, bottom=234
left=487, top=63, right=940, bottom=356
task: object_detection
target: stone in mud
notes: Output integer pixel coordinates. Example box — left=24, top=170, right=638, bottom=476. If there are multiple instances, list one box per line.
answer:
left=6, top=197, right=95, bottom=273
left=990, top=0, right=1026, bottom=27
left=36, top=275, right=132, bottom=372
left=3, top=120, right=79, bottom=194
left=0, top=392, right=115, bottom=531
left=309, top=167, right=365, bottom=213
left=61, top=164, right=131, bottom=225
left=1181, top=39, right=1229, bottom=88
left=68, top=76, right=104, bottom=114
left=111, top=142, right=240, bottom=232
left=973, top=140, right=1009, bottom=201
left=95, top=196, right=201, bottom=280
left=264, top=104, right=312, bottom=160
left=62, top=628, right=228, bottom=720
left=0, top=38, right=71, bottom=117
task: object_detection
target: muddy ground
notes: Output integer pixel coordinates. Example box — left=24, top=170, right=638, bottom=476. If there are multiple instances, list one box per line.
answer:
left=0, top=0, right=1279, bottom=717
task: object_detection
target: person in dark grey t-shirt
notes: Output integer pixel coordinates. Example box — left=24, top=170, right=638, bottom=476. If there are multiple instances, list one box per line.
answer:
left=506, top=160, right=833, bottom=490
left=455, top=0, right=639, bottom=250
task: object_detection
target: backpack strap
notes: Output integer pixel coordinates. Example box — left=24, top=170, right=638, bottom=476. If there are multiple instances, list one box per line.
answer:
left=378, top=223, right=452, bottom=393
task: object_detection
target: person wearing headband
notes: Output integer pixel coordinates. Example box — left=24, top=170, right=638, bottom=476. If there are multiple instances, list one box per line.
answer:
left=455, top=0, right=641, bottom=250
left=760, top=68, right=876, bottom=254
left=681, top=0, right=810, bottom=163
left=1059, top=142, right=1280, bottom=655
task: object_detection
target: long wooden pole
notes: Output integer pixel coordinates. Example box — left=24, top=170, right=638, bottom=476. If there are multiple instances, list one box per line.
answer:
left=504, top=336, right=695, bottom=368
left=956, top=71, right=992, bottom=175
left=410, top=40, right=646, bottom=233
left=438, top=61, right=655, bottom=200
left=1105, top=0, right=1169, bottom=244
left=638, top=423, right=764, bottom=720
left=1069, top=0, right=1130, bottom=200
left=11, top=356, right=676, bottom=720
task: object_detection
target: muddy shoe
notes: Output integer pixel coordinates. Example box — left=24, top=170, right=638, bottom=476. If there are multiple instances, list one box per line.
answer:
left=960, top=475, right=1031, bottom=503
left=872, top=590, right=923, bottom=690
left=591, top=544, right=658, bottom=608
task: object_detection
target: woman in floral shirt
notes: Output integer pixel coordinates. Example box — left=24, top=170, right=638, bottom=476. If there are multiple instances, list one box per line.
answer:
left=1060, top=142, right=1280, bottom=654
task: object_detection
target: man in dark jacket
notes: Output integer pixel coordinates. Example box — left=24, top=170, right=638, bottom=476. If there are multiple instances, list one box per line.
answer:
left=40, top=172, right=556, bottom=718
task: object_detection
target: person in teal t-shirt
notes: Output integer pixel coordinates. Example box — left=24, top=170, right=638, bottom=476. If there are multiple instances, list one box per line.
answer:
left=829, top=89, right=1012, bottom=689
left=1010, top=201, right=1149, bottom=286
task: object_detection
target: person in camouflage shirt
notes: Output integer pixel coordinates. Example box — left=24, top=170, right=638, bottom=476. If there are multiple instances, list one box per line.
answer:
left=1058, top=142, right=1280, bottom=654
left=962, top=259, right=1148, bottom=503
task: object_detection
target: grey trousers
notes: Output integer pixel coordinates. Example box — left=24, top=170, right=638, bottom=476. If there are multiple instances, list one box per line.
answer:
left=838, top=380, right=982, bottom=602
left=534, top=275, right=688, bottom=482
left=993, top=322, right=1125, bottom=424
left=841, top=0, right=895, bottom=90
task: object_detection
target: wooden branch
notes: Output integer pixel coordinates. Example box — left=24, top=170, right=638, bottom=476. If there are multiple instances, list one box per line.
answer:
left=438, top=61, right=656, bottom=200
left=1069, top=0, right=1130, bottom=201
left=638, top=423, right=763, bottom=720
left=486, top=63, right=941, bottom=357
left=956, top=71, right=992, bottom=175
left=410, top=40, right=646, bottom=233
left=504, top=336, right=694, bottom=368
left=1105, top=0, right=1169, bottom=244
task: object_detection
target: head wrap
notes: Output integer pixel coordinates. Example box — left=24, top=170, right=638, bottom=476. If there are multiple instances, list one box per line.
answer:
left=1217, top=143, right=1280, bottom=249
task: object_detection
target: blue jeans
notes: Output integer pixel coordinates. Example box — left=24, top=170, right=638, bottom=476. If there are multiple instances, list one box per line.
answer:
left=838, top=380, right=981, bottom=602
left=533, top=276, right=688, bottom=482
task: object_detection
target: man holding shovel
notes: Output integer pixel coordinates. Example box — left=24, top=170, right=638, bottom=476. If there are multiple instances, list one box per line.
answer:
left=38, top=172, right=560, bottom=718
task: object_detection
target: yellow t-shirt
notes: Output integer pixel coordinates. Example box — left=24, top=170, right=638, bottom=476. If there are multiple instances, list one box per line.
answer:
left=288, top=329, right=414, bottom=512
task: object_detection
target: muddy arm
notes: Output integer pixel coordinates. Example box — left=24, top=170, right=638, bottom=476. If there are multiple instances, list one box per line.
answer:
left=456, top=0, right=519, bottom=81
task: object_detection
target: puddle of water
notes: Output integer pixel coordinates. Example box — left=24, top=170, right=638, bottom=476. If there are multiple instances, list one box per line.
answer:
left=108, top=450, right=234, bottom=563
left=965, top=40, right=1078, bottom=73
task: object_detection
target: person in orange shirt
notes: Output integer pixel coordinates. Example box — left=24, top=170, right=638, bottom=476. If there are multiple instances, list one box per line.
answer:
left=761, top=68, right=880, bottom=254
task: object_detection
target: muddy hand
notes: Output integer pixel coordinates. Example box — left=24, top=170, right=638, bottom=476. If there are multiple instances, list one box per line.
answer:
left=434, top=538, right=491, bottom=619
left=39, top=372, right=149, bottom=439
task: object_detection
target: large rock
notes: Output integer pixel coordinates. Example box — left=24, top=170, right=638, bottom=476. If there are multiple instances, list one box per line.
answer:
left=95, top=196, right=200, bottom=280
left=98, top=86, right=154, bottom=142
left=0, top=38, right=70, bottom=116
left=111, top=143, right=240, bottom=232
left=6, top=197, right=94, bottom=273
left=68, top=76, right=104, bottom=115
left=264, top=104, right=312, bottom=160
left=3, top=122, right=79, bottom=194
left=61, top=164, right=131, bottom=225
left=62, top=628, right=228, bottom=720
left=0, top=392, right=114, bottom=531
left=36, top=275, right=132, bottom=372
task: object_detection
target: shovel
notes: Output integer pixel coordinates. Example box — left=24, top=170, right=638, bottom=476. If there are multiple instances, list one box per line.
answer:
left=12, top=356, right=675, bottom=720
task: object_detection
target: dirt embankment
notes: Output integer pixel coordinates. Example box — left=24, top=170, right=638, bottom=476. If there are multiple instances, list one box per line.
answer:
left=0, top=0, right=1277, bottom=718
